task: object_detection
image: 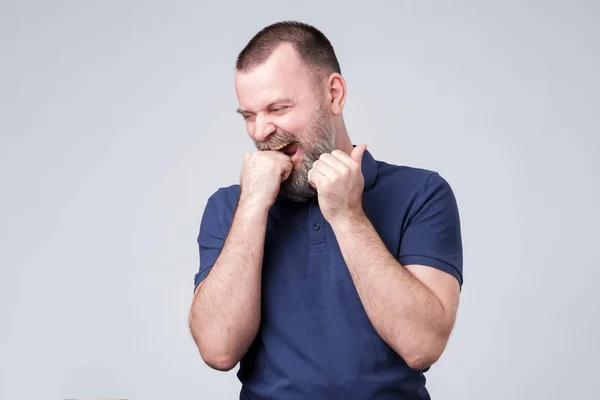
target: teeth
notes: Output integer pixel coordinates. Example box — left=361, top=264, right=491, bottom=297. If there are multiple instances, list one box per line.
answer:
left=272, top=143, right=289, bottom=151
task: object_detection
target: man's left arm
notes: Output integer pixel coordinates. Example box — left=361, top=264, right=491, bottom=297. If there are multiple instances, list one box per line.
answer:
left=308, top=145, right=462, bottom=371
left=329, top=212, right=460, bottom=371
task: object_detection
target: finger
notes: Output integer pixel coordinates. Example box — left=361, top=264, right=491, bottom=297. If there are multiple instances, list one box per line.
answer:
left=312, top=158, right=338, bottom=177
left=317, top=153, right=348, bottom=174
left=350, top=144, right=367, bottom=164
left=281, top=160, right=293, bottom=181
left=307, top=166, right=324, bottom=188
left=271, top=152, right=293, bottom=180
left=329, top=149, right=355, bottom=168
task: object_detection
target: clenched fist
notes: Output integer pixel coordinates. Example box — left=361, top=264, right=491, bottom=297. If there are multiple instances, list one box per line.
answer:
left=239, top=151, right=293, bottom=210
left=307, top=144, right=368, bottom=225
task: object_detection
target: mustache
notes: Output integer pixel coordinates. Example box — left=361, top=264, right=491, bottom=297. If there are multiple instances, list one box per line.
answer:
left=255, top=129, right=301, bottom=151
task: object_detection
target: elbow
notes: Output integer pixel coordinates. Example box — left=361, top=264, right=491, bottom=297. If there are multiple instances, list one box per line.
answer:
left=194, top=337, right=241, bottom=371
left=189, top=325, right=240, bottom=371
left=201, top=352, right=239, bottom=371
left=195, top=340, right=240, bottom=371
left=402, top=335, right=448, bottom=371
left=405, top=351, right=440, bottom=371
left=404, top=321, right=455, bottom=371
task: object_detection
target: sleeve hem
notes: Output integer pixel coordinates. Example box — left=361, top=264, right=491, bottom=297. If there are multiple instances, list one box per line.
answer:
left=193, top=267, right=212, bottom=292
left=398, top=254, right=463, bottom=287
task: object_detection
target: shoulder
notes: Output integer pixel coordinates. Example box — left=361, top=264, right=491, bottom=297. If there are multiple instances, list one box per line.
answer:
left=206, top=184, right=240, bottom=207
left=375, top=161, right=463, bottom=285
left=374, top=160, right=455, bottom=200
left=203, top=184, right=241, bottom=223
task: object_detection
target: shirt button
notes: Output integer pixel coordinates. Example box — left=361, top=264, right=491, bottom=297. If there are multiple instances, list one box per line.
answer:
left=313, top=222, right=321, bottom=230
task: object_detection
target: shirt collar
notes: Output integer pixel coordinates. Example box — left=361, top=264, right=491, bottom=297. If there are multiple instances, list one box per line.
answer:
left=359, top=146, right=378, bottom=192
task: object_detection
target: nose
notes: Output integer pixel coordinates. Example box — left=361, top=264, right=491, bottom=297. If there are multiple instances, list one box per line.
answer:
left=253, top=114, right=276, bottom=142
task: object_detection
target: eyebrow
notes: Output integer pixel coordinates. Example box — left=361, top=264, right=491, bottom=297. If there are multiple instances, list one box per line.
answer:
left=236, top=97, right=294, bottom=115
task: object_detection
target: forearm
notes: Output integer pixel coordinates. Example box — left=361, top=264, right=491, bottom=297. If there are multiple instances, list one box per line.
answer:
left=330, top=213, right=451, bottom=369
left=189, top=201, right=268, bottom=370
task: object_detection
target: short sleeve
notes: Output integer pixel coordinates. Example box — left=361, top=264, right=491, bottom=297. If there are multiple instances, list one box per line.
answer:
left=398, top=173, right=463, bottom=286
left=193, top=193, right=227, bottom=291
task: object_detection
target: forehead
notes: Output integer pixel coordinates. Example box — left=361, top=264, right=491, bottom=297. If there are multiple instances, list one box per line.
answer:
left=234, top=44, right=315, bottom=111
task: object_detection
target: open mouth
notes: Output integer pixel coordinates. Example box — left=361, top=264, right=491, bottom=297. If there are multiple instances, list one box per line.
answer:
left=271, top=142, right=299, bottom=157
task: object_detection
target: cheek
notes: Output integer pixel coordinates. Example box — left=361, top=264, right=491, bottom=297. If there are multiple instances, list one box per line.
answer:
left=277, top=113, right=311, bottom=137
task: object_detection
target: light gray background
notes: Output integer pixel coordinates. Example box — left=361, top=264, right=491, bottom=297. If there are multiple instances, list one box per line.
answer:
left=1, top=1, right=598, bottom=399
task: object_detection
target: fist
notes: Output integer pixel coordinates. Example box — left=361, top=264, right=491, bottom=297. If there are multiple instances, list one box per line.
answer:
left=239, top=150, right=293, bottom=209
left=307, top=144, right=367, bottom=224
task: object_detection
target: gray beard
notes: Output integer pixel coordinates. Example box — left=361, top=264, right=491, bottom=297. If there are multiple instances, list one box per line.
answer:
left=280, top=132, right=335, bottom=202
left=280, top=112, right=335, bottom=203
left=253, top=104, right=336, bottom=203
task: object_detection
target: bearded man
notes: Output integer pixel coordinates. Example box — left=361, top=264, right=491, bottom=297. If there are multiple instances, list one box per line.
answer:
left=189, top=20, right=464, bottom=400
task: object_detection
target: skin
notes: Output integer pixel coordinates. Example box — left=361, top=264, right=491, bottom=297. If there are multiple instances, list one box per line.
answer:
left=189, top=42, right=461, bottom=371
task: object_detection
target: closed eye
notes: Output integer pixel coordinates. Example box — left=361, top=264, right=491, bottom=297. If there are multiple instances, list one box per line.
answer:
left=271, top=106, right=289, bottom=114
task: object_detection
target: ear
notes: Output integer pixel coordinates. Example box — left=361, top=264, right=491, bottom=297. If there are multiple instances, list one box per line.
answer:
left=327, top=73, right=347, bottom=115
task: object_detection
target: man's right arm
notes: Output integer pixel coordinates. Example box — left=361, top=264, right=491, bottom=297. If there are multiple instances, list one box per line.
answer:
left=188, top=199, right=269, bottom=371
left=189, top=150, right=292, bottom=371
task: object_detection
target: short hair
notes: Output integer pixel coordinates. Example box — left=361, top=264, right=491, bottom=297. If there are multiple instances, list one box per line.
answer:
left=236, top=21, right=341, bottom=81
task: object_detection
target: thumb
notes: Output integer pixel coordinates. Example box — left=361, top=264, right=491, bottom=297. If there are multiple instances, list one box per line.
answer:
left=351, top=143, right=367, bottom=164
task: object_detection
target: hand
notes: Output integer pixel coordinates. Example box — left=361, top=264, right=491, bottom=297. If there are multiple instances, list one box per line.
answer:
left=239, top=150, right=293, bottom=210
left=307, top=144, right=368, bottom=225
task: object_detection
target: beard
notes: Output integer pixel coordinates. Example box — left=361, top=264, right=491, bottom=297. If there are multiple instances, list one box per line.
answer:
left=254, top=103, right=336, bottom=202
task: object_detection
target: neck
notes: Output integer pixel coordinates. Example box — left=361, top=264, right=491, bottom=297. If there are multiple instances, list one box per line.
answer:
left=333, top=116, right=354, bottom=155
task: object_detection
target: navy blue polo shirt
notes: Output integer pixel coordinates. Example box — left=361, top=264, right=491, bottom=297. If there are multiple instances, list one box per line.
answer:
left=194, top=148, right=463, bottom=400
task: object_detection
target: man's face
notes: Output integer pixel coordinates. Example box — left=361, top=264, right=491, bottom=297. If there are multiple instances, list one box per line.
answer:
left=234, top=44, right=336, bottom=202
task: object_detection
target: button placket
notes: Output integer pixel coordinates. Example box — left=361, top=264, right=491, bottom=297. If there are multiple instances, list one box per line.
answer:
left=308, top=199, right=327, bottom=250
